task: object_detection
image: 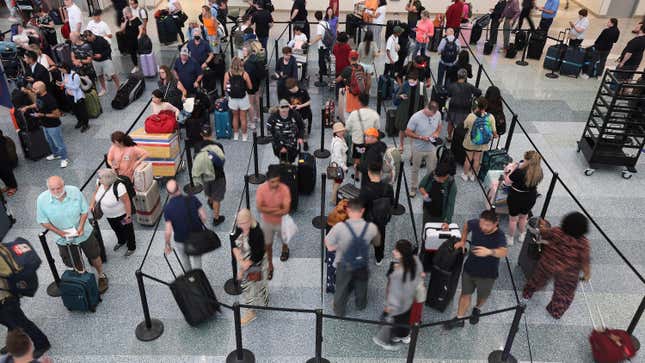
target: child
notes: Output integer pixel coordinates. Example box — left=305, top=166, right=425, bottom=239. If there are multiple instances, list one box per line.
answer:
left=288, top=26, right=309, bottom=49
left=329, top=122, right=348, bottom=204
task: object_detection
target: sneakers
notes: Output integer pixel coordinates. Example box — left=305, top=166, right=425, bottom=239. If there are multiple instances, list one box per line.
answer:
left=408, top=190, right=416, bottom=198
left=580, top=74, right=590, bottom=80
left=98, top=274, right=109, bottom=294
left=97, top=89, right=107, bottom=97
left=60, top=159, right=70, bottom=168
left=372, top=336, right=400, bottom=351
left=113, top=243, right=124, bottom=252
left=233, top=133, right=239, bottom=141
left=242, top=133, right=248, bottom=142
left=518, top=231, right=526, bottom=243
left=124, top=249, right=135, bottom=257
left=469, top=307, right=481, bottom=325
left=46, top=154, right=61, bottom=161
left=443, top=317, right=465, bottom=330
left=303, top=141, right=309, bottom=151
left=392, top=335, right=411, bottom=344
left=80, top=125, right=90, bottom=133
left=505, top=234, right=514, bottom=246
left=241, top=311, right=257, bottom=326
left=212, top=216, right=226, bottom=226
left=375, top=259, right=383, bottom=266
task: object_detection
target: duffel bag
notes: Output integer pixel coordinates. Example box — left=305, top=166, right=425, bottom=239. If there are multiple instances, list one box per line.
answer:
left=144, top=110, right=177, bottom=133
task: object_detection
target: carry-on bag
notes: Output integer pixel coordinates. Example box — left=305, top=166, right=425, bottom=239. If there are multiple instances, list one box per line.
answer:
left=560, top=46, right=585, bottom=78
left=386, top=108, right=397, bottom=137
left=116, top=31, right=129, bottom=54
left=543, top=44, right=567, bottom=71
left=582, top=47, right=603, bottom=78
left=165, top=250, right=220, bottom=326
left=59, top=243, right=101, bottom=312
left=337, top=183, right=360, bottom=201
left=297, top=151, right=316, bottom=195
left=268, top=163, right=299, bottom=212
left=518, top=216, right=549, bottom=278
left=52, top=43, right=71, bottom=66
left=214, top=110, right=232, bottom=139
left=112, top=73, right=146, bottom=110
left=139, top=52, right=158, bottom=78
left=477, top=148, right=511, bottom=181
left=17, top=128, right=51, bottom=161
left=84, top=89, right=102, bottom=119
left=526, top=30, right=547, bottom=60
left=421, top=223, right=461, bottom=272
left=505, top=43, right=518, bottom=58
left=0, top=238, right=42, bottom=297
left=483, top=41, right=494, bottom=55
left=182, top=197, right=221, bottom=256
left=145, top=110, right=178, bottom=134
left=426, top=237, right=465, bottom=312
left=450, top=124, right=467, bottom=165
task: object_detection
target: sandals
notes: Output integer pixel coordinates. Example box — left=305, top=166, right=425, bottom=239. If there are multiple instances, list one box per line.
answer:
left=280, top=246, right=290, bottom=261
left=267, top=266, right=274, bottom=280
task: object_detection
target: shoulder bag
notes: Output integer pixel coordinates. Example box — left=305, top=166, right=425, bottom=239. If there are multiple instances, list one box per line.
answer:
left=92, top=184, right=109, bottom=220
left=183, top=196, right=222, bottom=256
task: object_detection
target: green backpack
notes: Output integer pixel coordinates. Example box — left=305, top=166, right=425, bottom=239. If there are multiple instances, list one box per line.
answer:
left=84, top=89, right=103, bottom=119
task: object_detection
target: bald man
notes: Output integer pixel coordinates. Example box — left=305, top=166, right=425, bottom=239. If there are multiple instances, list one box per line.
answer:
left=19, top=81, right=70, bottom=167
left=37, top=176, right=109, bottom=294
left=163, top=179, right=209, bottom=270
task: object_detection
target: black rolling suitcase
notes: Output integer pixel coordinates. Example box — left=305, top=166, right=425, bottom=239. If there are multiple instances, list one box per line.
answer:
left=526, top=30, right=547, bottom=60
left=505, top=44, right=518, bottom=58
left=582, top=47, right=602, bottom=78
left=111, top=73, right=145, bottom=109
left=386, top=109, right=397, bottom=137
left=518, top=217, right=547, bottom=278
left=450, top=124, right=467, bottom=165
left=560, top=47, right=584, bottom=77
left=157, top=16, right=178, bottom=45
left=470, top=15, right=490, bottom=45
left=268, top=163, right=299, bottom=212
left=543, top=44, right=567, bottom=71
left=18, top=128, right=51, bottom=161
left=429, top=27, right=443, bottom=52
left=483, top=41, right=494, bottom=55
left=346, top=14, right=361, bottom=41
left=426, top=237, right=465, bottom=312
left=166, top=251, right=220, bottom=326
left=297, top=151, right=316, bottom=195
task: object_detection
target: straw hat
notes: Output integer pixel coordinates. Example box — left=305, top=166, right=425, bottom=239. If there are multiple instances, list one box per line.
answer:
left=332, top=122, right=345, bottom=135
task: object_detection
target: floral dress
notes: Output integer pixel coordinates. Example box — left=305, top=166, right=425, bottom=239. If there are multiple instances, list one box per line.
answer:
left=235, top=233, right=269, bottom=306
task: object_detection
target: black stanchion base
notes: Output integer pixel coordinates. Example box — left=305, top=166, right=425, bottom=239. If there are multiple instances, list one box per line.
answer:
left=183, top=183, right=203, bottom=195
left=545, top=72, right=559, bottom=79
left=488, top=350, right=518, bottom=363
left=314, top=81, right=328, bottom=88
left=313, top=149, right=331, bottom=159
left=516, top=60, right=529, bottom=66
left=135, top=319, right=164, bottom=342
left=226, top=349, right=255, bottom=363
left=46, top=282, right=61, bottom=297
left=306, top=358, right=330, bottom=363
left=312, top=215, right=328, bottom=229
left=247, top=173, right=267, bottom=185
left=391, top=204, right=405, bottom=216
left=262, top=106, right=269, bottom=113
left=256, top=136, right=272, bottom=145
left=224, top=278, right=243, bottom=296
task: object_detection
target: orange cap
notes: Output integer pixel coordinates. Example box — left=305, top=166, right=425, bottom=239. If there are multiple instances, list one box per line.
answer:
left=364, top=127, right=379, bottom=138
left=349, top=50, right=359, bottom=60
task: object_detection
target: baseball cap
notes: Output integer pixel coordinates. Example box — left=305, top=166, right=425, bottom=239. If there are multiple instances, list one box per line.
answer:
left=393, top=26, right=404, bottom=34
left=279, top=99, right=290, bottom=107
left=364, top=127, right=379, bottom=138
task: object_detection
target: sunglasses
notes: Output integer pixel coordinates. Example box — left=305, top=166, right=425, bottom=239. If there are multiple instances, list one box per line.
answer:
left=280, top=105, right=290, bottom=109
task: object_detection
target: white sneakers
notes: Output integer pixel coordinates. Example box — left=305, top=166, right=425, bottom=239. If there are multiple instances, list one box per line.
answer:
left=505, top=234, right=514, bottom=246
left=460, top=173, right=476, bottom=182
left=46, top=155, right=69, bottom=168
left=46, top=154, right=61, bottom=161
left=131, top=67, right=139, bottom=73
left=372, top=336, right=400, bottom=351
left=242, top=133, right=248, bottom=142
left=518, top=231, right=526, bottom=243
left=392, top=335, right=411, bottom=344
left=233, top=133, right=239, bottom=141
left=97, top=89, right=107, bottom=97
left=580, top=74, right=590, bottom=80
left=60, top=159, right=69, bottom=168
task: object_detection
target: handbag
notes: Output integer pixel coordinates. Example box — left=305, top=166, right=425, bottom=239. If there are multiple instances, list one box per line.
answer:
left=245, top=265, right=262, bottom=281
left=526, top=217, right=550, bottom=260
left=183, top=197, right=222, bottom=256
left=91, top=184, right=109, bottom=220
left=326, top=161, right=344, bottom=180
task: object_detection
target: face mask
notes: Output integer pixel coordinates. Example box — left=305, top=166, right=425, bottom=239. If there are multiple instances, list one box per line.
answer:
left=408, top=81, right=418, bottom=87
left=50, top=190, right=65, bottom=199
left=194, top=36, right=201, bottom=41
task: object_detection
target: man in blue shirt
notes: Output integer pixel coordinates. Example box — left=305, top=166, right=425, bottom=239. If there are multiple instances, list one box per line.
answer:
left=186, top=27, right=214, bottom=67
left=537, top=0, right=559, bottom=33
left=173, top=47, right=204, bottom=96
left=36, top=176, right=108, bottom=293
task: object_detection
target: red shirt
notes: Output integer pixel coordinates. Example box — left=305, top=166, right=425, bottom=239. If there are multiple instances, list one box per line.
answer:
left=445, top=1, right=465, bottom=29
left=333, top=42, right=351, bottom=76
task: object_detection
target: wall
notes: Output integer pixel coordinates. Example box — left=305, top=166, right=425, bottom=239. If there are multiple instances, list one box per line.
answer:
left=635, top=0, right=645, bottom=16
left=570, top=0, right=610, bottom=15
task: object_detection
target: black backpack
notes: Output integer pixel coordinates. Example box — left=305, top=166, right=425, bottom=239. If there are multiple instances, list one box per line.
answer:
left=228, top=72, right=246, bottom=98
left=436, top=145, right=457, bottom=176
left=369, top=197, right=393, bottom=226
left=113, top=176, right=136, bottom=212
left=432, top=237, right=463, bottom=273
left=441, top=38, right=459, bottom=64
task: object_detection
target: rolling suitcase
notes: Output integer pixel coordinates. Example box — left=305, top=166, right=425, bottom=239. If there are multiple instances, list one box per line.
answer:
left=518, top=216, right=547, bottom=278
left=582, top=47, right=602, bottom=78
left=378, top=74, right=394, bottom=101
left=431, top=85, right=448, bottom=109
left=526, top=30, right=547, bottom=60
left=426, top=237, right=464, bottom=312
left=297, top=151, right=316, bottom=195
left=268, top=163, right=299, bottom=212
left=543, top=44, right=567, bottom=71
left=133, top=181, right=160, bottom=212
left=483, top=41, right=494, bottom=55
left=84, top=89, right=102, bottom=119
left=560, top=47, right=585, bottom=78
left=18, top=128, right=51, bottom=161
left=478, top=148, right=511, bottom=181
left=514, top=31, right=527, bottom=51
left=421, top=223, right=461, bottom=272
left=156, top=16, right=178, bottom=45
left=450, top=124, right=467, bottom=165
left=470, top=15, right=490, bottom=45
left=111, top=73, right=145, bottom=110
left=505, top=44, right=518, bottom=58
left=214, top=110, right=232, bottom=139
left=59, top=244, right=101, bottom=312
left=139, top=52, right=158, bottom=78
left=52, top=43, right=71, bottom=67
left=386, top=109, right=397, bottom=137
left=166, top=251, right=220, bottom=326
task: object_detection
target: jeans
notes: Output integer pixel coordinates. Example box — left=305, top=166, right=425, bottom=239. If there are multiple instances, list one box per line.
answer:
left=503, top=18, right=514, bottom=49
left=42, top=126, right=68, bottom=160
left=175, top=242, right=202, bottom=271
left=0, top=297, right=50, bottom=352
left=437, top=62, right=450, bottom=87
left=333, top=264, right=368, bottom=316
left=539, top=18, right=554, bottom=33
left=373, top=223, right=386, bottom=262
left=258, top=36, right=268, bottom=50
left=318, top=47, right=329, bottom=78
left=410, top=149, right=438, bottom=193
left=107, top=214, right=136, bottom=251
left=489, top=18, right=501, bottom=45
left=375, top=309, right=412, bottom=343
left=412, top=41, right=427, bottom=57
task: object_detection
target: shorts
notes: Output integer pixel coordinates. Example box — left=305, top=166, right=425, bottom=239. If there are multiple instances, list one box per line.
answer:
left=228, top=95, right=250, bottom=111
left=352, top=143, right=366, bottom=160
left=58, top=233, right=101, bottom=269
left=461, top=271, right=496, bottom=301
left=261, top=220, right=282, bottom=246
left=92, top=59, right=116, bottom=77
left=204, top=177, right=226, bottom=202
left=507, top=189, right=537, bottom=216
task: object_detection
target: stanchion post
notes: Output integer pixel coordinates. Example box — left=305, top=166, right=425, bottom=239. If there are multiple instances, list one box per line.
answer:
left=488, top=304, right=525, bottom=363
left=504, top=115, right=517, bottom=151
left=183, top=140, right=204, bottom=194
left=539, top=172, right=558, bottom=219
left=257, top=95, right=272, bottom=145
left=90, top=218, right=107, bottom=263
left=516, top=30, right=529, bottom=66
left=376, top=88, right=382, bottom=114
left=38, top=231, right=61, bottom=297
left=312, top=173, right=328, bottom=229
left=406, top=323, right=420, bottom=363
left=627, top=296, right=645, bottom=336
left=134, top=269, right=164, bottom=341
left=224, top=232, right=242, bottom=296
left=475, top=63, right=483, bottom=88
left=244, top=175, right=251, bottom=210
left=274, top=39, right=280, bottom=67
left=226, top=302, right=255, bottom=363
left=247, top=132, right=267, bottom=185
left=288, top=22, right=293, bottom=41
left=306, top=309, right=331, bottom=363
left=401, top=167, right=419, bottom=246
left=391, top=160, right=405, bottom=215
left=263, top=65, right=271, bottom=113
left=313, top=119, right=330, bottom=159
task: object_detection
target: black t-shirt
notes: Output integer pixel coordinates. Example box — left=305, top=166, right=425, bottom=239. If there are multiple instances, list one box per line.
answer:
left=125, top=17, right=142, bottom=43
left=359, top=180, right=394, bottom=222
left=594, top=26, right=620, bottom=52
left=90, top=36, right=112, bottom=61
left=621, top=35, right=645, bottom=68
left=252, top=9, right=273, bottom=38
left=426, top=179, right=445, bottom=218
left=291, top=0, right=307, bottom=21
left=509, top=165, right=536, bottom=193
left=463, top=219, right=507, bottom=279
left=36, top=93, right=62, bottom=128
left=285, top=88, right=312, bottom=120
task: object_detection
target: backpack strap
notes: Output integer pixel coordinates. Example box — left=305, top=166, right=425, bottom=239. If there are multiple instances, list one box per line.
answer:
left=343, top=221, right=370, bottom=243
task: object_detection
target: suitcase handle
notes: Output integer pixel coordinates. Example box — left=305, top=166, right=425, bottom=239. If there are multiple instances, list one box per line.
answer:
left=163, top=248, right=187, bottom=279
left=65, top=242, right=86, bottom=274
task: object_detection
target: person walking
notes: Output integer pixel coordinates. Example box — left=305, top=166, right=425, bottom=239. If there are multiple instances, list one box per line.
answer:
left=37, top=176, right=109, bottom=293
left=90, top=168, right=136, bottom=256
left=106, top=131, right=148, bottom=183
left=359, top=163, right=394, bottom=265
left=372, top=239, right=424, bottom=351
left=516, top=0, right=535, bottom=31
left=329, top=122, right=348, bottom=204
left=461, top=97, right=497, bottom=182
left=325, top=198, right=381, bottom=316
left=163, top=179, right=209, bottom=270
left=191, top=141, right=227, bottom=226
left=444, top=210, right=508, bottom=330
left=501, top=0, right=520, bottom=53
left=523, top=212, right=591, bottom=318
left=488, top=0, right=507, bottom=47
left=504, top=150, right=543, bottom=245
left=405, top=101, right=442, bottom=197
left=567, top=9, right=589, bottom=48
left=232, top=209, right=269, bottom=326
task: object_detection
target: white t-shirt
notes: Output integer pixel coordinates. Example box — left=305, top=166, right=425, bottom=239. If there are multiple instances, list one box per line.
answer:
left=385, top=34, right=400, bottom=64
left=569, top=16, right=589, bottom=40
left=288, top=33, right=308, bottom=49
left=130, top=6, right=148, bottom=21
left=316, top=21, right=328, bottom=50
left=94, top=183, right=128, bottom=219
left=85, top=20, right=112, bottom=42
left=374, top=5, right=387, bottom=25
left=67, top=4, right=83, bottom=32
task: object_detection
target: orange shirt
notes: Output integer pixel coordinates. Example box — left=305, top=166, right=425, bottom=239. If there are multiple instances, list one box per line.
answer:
left=202, top=16, right=218, bottom=37
left=256, top=182, right=291, bottom=225
left=107, top=145, right=148, bottom=180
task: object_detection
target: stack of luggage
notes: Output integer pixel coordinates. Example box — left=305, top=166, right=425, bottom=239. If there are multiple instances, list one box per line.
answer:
left=130, top=127, right=181, bottom=178
left=132, top=162, right=162, bottom=226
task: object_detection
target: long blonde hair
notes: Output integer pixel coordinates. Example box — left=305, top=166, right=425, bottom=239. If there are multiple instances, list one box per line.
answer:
left=523, top=150, right=543, bottom=188
left=236, top=208, right=258, bottom=229
left=229, top=56, right=245, bottom=76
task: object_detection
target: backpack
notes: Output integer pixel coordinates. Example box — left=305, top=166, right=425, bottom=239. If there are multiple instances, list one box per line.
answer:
left=341, top=221, right=370, bottom=271
left=3, top=136, right=18, bottom=169
left=369, top=197, right=393, bottom=226
left=113, top=176, right=136, bottom=212
left=470, top=112, right=493, bottom=145
left=432, top=236, right=462, bottom=273
left=228, top=72, right=247, bottom=98
left=322, top=21, right=335, bottom=49
left=441, top=38, right=459, bottom=64
left=436, top=145, right=457, bottom=176
left=348, top=64, right=368, bottom=96
left=0, top=238, right=42, bottom=297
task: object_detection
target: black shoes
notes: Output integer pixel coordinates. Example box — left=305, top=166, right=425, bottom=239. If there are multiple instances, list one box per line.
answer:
left=470, top=307, right=481, bottom=325
left=443, top=317, right=465, bottom=330
left=80, top=125, right=90, bottom=133
left=213, top=216, right=225, bottom=226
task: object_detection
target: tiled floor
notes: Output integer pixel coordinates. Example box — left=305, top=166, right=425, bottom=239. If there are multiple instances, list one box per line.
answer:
left=0, top=2, right=643, bottom=362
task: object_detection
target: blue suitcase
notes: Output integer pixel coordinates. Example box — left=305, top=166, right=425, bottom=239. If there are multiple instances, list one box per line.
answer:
left=59, top=244, right=100, bottom=312
left=214, top=110, right=232, bottom=139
